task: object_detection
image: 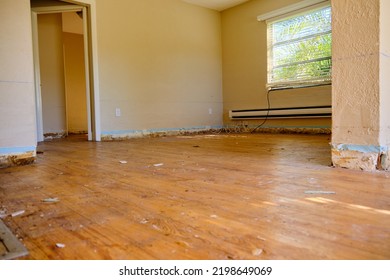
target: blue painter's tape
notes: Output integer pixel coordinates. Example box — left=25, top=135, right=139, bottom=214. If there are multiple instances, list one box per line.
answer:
left=102, top=129, right=141, bottom=136
left=0, top=146, right=36, bottom=155
left=102, top=126, right=223, bottom=136
left=334, top=144, right=388, bottom=153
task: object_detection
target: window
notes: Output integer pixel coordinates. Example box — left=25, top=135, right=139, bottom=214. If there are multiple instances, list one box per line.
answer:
left=267, top=5, right=332, bottom=89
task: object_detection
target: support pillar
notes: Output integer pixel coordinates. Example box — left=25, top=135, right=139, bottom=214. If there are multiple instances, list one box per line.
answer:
left=331, top=0, right=390, bottom=171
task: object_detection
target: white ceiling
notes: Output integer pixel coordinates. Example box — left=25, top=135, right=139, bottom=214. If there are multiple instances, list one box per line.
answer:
left=182, top=0, right=250, bottom=11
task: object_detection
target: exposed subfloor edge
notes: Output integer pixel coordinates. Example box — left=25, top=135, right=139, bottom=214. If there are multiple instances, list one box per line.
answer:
left=44, top=131, right=67, bottom=140
left=101, top=126, right=331, bottom=140
left=0, top=219, right=29, bottom=260
left=332, top=144, right=390, bottom=172
left=0, top=151, right=36, bottom=169
left=101, top=126, right=223, bottom=141
left=224, top=126, right=331, bottom=135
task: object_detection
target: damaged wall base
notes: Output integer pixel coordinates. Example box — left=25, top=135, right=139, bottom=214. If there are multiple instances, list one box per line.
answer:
left=224, top=126, right=331, bottom=135
left=43, top=132, right=67, bottom=141
left=0, top=151, right=36, bottom=169
left=101, top=126, right=223, bottom=141
left=332, top=144, right=390, bottom=172
left=101, top=126, right=331, bottom=141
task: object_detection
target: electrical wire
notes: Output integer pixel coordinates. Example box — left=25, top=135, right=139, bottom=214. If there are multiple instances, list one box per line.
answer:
left=250, top=83, right=331, bottom=133
left=251, top=88, right=272, bottom=133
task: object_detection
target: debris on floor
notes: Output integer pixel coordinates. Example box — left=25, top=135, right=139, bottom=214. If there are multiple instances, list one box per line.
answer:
left=56, top=243, right=66, bottom=248
left=11, top=210, right=25, bottom=217
left=256, top=236, right=266, bottom=241
left=304, top=190, right=336, bottom=195
left=176, top=240, right=191, bottom=248
left=152, top=224, right=161, bottom=231
left=119, top=160, right=127, bottom=164
left=0, top=210, right=7, bottom=219
left=153, top=163, right=164, bottom=167
left=307, top=178, right=318, bottom=184
left=42, top=198, right=59, bottom=203
left=252, top=248, right=263, bottom=256
left=210, top=214, right=218, bottom=219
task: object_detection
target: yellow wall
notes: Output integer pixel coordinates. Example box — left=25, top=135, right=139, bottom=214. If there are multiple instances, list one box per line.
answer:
left=63, top=32, right=88, bottom=134
left=0, top=0, right=36, bottom=150
left=331, top=0, right=389, bottom=171
left=38, top=13, right=67, bottom=136
left=95, top=0, right=223, bottom=137
left=62, top=11, right=83, bottom=34
left=332, top=0, right=380, bottom=146
left=221, top=0, right=332, bottom=129
left=380, top=0, right=390, bottom=147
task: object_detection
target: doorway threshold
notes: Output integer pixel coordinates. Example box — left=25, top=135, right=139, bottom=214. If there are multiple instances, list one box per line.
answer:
left=0, top=220, right=29, bottom=260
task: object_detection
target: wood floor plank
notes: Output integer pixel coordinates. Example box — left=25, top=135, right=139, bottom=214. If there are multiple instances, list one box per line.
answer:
left=0, top=133, right=389, bottom=259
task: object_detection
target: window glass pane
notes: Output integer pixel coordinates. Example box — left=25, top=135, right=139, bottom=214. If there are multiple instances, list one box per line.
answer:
left=268, top=6, right=332, bottom=88
left=272, top=7, right=331, bottom=44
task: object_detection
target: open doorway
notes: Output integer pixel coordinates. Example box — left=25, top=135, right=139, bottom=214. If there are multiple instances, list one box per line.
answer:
left=31, top=0, right=99, bottom=142
left=37, top=12, right=88, bottom=140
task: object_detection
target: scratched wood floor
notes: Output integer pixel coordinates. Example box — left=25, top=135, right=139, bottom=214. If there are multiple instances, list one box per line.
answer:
left=0, top=133, right=389, bottom=260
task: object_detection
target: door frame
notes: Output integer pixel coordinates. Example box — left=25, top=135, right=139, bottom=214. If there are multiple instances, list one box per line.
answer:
left=31, top=1, right=101, bottom=142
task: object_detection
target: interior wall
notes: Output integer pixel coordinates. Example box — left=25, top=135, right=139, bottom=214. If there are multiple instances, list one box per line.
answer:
left=63, top=31, right=88, bottom=134
left=95, top=0, right=223, bottom=137
left=330, top=0, right=390, bottom=171
left=0, top=0, right=37, bottom=156
left=62, top=11, right=83, bottom=35
left=31, top=0, right=66, bottom=7
left=332, top=0, right=380, bottom=146
left=380, top=0, right=390, bottom=147
left=221, top=0, right=332, bottom=129
left=62, top=11, right=88, bottom=134
left=38, top=13, right=67, bottom=136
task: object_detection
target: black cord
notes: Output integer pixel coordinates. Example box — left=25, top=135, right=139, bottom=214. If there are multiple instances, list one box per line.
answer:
left=250, top=83, right=331, bottom=133
left=251, top=88, right=272, bottom=133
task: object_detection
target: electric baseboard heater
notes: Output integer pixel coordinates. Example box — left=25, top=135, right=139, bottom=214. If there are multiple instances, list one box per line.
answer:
left=229, top=105, right=332, bottom=120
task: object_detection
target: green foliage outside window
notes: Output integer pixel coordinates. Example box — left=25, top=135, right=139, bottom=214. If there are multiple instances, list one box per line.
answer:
left=268, top=6, right=332, bottom=86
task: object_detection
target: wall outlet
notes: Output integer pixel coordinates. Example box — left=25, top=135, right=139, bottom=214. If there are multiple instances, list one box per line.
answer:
left=115, top=108, right=121, bottom=117
left=208, top=108, right=213, bottom=115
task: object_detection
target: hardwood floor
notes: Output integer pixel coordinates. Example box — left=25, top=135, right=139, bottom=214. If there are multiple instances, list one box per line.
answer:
left=0, top=133, right=389, bottom=260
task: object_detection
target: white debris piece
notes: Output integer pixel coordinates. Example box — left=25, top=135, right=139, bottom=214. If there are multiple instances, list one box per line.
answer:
left=152, top=224, right=161, bottom=231
left=256, top=236, right=266, bottom=241
left=153, top=163, right=164, bottom=167
left=304, top=190, right=336, bottom=195
left=307, top=178, right=318, bottom=184
left=56, top=243, right=66, bottom=248
left=0, top=210, right=7, bottom=219
left=42, top=198, right=59, bottom=203
left=119, top=160, right=128, bottom=164
left=252, top=248, right=263, bottom=256
left=11, top=210, right=25, bottom=217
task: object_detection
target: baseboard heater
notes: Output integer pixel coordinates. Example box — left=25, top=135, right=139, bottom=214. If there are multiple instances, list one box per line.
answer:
left=229, top=105, right=332, bottom=120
